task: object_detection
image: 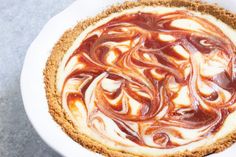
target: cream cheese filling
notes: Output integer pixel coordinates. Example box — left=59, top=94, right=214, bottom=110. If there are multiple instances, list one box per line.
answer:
left=56, top=6, right=236, bottom=156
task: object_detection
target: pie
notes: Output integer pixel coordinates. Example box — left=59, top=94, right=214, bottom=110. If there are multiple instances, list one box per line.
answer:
left=44, top=0, right=236, bottom=156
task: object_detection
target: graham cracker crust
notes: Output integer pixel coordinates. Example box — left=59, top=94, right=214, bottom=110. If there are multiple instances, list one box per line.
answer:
left=44, top=0, right=236, bottom=156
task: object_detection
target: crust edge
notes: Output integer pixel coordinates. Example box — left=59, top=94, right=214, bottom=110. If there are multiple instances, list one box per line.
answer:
left=44, top=0, right=236, bottom=157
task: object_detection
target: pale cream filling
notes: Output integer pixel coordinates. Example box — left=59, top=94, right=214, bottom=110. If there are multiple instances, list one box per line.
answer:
left=56, top=6, right=236, bottom=156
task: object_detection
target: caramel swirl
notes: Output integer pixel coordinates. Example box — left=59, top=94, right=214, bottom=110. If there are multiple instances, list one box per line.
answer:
left=61, top=11, right=236, bottom=148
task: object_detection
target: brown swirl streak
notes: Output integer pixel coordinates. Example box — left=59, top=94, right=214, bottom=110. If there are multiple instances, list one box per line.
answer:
left=63, top=11, right=236, bottom=148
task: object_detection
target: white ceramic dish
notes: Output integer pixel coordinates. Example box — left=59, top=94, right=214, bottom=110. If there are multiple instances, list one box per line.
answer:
left=20, top=0, right=236, bottom=156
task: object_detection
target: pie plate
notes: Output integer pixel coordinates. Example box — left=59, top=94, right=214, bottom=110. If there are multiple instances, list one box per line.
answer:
left=20, top=0, right=236, bottom=156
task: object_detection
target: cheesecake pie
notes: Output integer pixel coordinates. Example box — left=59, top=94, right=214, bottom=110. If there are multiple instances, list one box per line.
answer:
left=44, top=0, right=236, bottom=156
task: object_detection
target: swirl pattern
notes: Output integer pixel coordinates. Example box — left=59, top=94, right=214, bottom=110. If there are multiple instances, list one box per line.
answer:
left=60, top=11, right=236, bottom=148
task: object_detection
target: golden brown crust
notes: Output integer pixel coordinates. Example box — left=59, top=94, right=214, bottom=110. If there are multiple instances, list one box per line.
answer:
left=44, top=0, right=236, bottom=156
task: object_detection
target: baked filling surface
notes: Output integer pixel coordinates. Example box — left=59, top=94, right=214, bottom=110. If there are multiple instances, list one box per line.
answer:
left=46, top=3, right=236, bottom=156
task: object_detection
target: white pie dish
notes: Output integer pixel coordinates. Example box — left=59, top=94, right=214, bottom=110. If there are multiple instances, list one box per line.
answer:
left=20, top=0, right=236, bottom=156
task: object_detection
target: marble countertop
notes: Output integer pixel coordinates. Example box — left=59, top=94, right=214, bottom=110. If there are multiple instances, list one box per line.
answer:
left=0, top=0, right=74, bottom=156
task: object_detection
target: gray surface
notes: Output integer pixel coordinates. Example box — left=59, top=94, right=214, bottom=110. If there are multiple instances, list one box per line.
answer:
left=0, top=0, right=74, bottom=156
